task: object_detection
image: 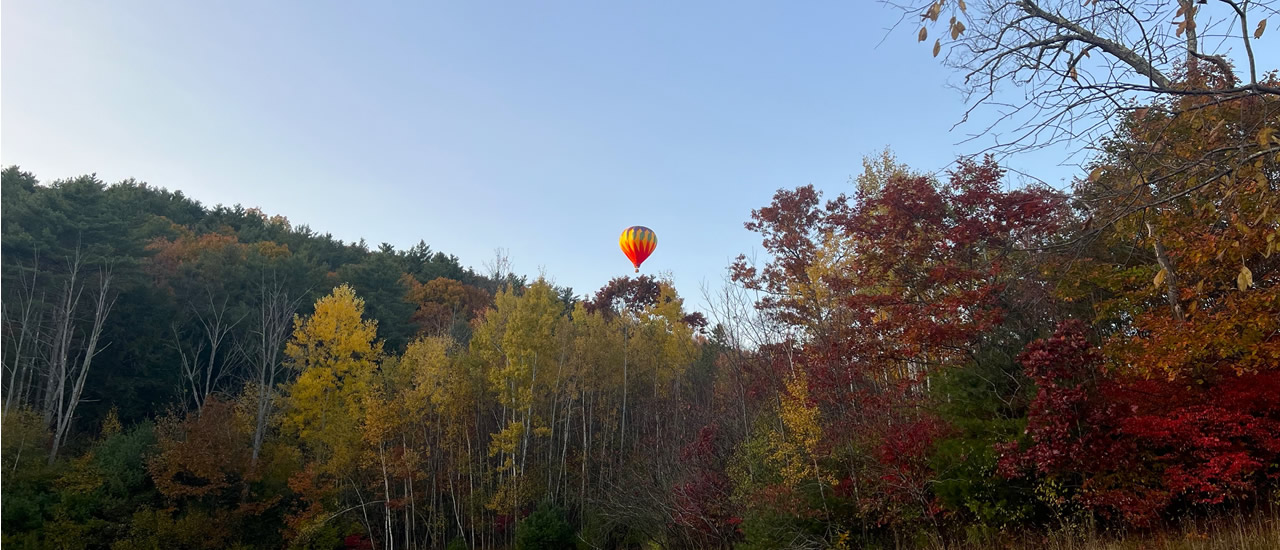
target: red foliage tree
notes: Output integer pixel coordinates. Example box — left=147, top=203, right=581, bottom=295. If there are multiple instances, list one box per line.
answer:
left=671, top=424, right=742, bottom=546
left=733, top=156, right=1069, bottom=531
left=1001, top=321, right=1280, bottom=525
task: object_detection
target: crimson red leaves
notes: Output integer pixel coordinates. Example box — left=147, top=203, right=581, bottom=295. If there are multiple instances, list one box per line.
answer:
left=730, top=146, right=1277, bottom=538
left=1000, top=322, right=1280, bottom=525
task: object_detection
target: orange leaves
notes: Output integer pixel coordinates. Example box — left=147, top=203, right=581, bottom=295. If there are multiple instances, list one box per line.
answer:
left=404, top=276, right=490, bottom=336
left=1173, top=10, right=1197, bottom=38
left=145, top=231, right=243, bottom=286
left=1070, top=79, right=1280, bottom=382
left=918, top=2, right=964, bottom=57
left=148, top=399, right=253, bottom=501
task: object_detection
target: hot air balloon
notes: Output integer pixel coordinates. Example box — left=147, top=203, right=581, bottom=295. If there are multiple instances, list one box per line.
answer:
left=619, top=226, right=657, bottom=273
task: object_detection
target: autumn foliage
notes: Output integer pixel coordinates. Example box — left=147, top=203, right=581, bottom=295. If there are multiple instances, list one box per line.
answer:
left=3, top=76, right=1278, bottom=549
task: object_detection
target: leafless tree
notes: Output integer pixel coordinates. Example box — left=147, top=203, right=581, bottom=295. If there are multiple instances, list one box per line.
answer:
left=482, top=247, right=520, bottom=294
left=172, top=288, right=246, bottom=415
left=2, top=251, right=46, bottom=416
left=884, top=0, right=1278, bottom=157
left=884, top=0, right=1279, bottom=320
left=245, top=272, right=303, bottom=465
left=43, top=249, right=116, bottom=463
left=701, top=274, right=788, bottom=438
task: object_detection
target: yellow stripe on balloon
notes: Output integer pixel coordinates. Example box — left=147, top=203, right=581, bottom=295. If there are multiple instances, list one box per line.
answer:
left=619, top=225, right=657, bottom=272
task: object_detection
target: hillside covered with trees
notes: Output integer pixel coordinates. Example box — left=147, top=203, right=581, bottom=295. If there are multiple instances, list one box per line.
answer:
left=4, top=70, right=1279, bottom=549
left=4, top=1, right=1280, bottom=549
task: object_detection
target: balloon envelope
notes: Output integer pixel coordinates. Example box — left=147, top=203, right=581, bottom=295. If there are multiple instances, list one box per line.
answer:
left=619, top=226, right=657, bottom=273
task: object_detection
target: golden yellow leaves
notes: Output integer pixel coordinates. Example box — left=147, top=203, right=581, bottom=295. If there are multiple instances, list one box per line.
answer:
left=833, top=530, right=853, bottom=550
left=285, top=284, right=382, bottom=373
left=489, top=421, right=523, bottom=460
left=360, top=391, right=401, bottom=444
left=101, top=407, right=123, bottom=437
left=1257, top=126, right=1277, bottom=148
left=1153, top=267, right=1168, bottom=288
left=473, top=280, right=564, bottom=410
left=768, top=371, right=830, bottom=487
left=1089, top=166, right=1104, bottom=182
left=403, top=336, right=457, bottom=409
left=282, top=284, right=383, bottom=474
left=1256, top=18, right=1268, bottom=39
left=1253, top=204, right=1272, bottom=228
left=255, top=240, right=291, bottom=259
left=1237, top=265, right=1253, bottom=291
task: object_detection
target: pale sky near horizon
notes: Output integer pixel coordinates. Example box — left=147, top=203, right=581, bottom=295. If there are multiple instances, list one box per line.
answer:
left=3, top=1, right=1089, bottom=312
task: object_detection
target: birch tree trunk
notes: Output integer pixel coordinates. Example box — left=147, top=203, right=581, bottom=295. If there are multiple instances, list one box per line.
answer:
left=250, top=276, right=300, bottom=465
left=3, top=253, right=42, bottom=416
left=48, top=260, right=115, bottom=464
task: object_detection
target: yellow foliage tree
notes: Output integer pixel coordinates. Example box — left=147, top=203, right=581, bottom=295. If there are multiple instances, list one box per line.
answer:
left=769, top=370, right=830, bottom=489
left=640, top=283, right=699, bottom=390
left=282, top=284, right=383, bottom=475
left=470, top=278, right=565, bottom=514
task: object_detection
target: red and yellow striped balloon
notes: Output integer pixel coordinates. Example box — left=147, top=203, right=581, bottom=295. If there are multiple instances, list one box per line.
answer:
left=619, top=226, right=657, bottom=273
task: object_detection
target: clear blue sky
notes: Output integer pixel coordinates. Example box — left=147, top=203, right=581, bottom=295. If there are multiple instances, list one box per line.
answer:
left=2, top=1, right=1081, bottom=309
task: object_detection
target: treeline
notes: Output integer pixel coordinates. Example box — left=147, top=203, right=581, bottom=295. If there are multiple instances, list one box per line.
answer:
left=2, top=77, right=1279, bottom=550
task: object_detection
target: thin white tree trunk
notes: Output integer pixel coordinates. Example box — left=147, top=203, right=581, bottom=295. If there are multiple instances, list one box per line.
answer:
left=250, top=276, right=298, bottom=465
left=3, top=253, right=41, bottom=416
left=621, top=321, right=628, bottom=457
left=49, top=265, right=114, bottom=464
left=380, top=441, right=395, bottom=550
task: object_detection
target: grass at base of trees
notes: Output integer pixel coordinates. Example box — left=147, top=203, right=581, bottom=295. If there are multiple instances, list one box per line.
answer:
left=926, top=510, right=1280, bottom=550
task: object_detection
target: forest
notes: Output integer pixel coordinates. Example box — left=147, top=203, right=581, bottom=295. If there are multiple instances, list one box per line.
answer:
left=3, top=2, right=1279, bottom=550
